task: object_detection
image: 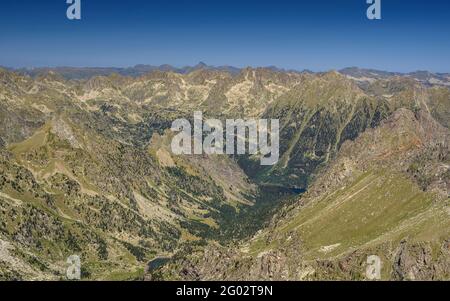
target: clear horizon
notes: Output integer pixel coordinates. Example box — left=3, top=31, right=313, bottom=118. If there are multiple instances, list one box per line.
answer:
left=1, top=0, right=450, bottom=73
left=2, top=62, right=450, bottom=75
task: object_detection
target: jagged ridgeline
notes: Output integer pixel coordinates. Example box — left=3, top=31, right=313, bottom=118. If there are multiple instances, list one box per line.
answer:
left=0, top=66, right=449, bottom=280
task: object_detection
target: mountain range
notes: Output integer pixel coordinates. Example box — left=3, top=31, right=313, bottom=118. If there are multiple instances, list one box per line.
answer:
left=0, top=64, right=448, bottom=280
left=5, top=63, right=450, bottom=87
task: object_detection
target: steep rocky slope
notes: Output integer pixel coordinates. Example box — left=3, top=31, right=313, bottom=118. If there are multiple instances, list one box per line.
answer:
left=243, top=72, right=390, bottom=188
left=155, top=109, right=450, bottom=280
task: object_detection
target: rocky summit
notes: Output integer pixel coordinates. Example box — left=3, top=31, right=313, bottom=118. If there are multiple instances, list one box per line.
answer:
left=0, top=65, right=448, bottom=280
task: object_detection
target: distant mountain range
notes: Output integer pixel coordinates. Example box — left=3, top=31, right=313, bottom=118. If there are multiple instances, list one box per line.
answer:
left=3, top=62, right=242, bottom=80
left=340, top=67, right=450, bottom=87
left=3, top=64, right=450, bottom=88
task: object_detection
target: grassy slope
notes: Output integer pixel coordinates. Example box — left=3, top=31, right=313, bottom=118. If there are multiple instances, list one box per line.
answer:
left=250, top=169, right=449, bottom=260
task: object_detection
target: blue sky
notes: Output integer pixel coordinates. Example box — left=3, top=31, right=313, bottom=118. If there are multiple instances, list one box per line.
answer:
left=0, top=0, right=449, bottom=72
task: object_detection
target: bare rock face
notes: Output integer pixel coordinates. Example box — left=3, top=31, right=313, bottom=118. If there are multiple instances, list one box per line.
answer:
left=393, top=240, right=450, bottom=280
left=51, top=118, right=82, bottom=149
